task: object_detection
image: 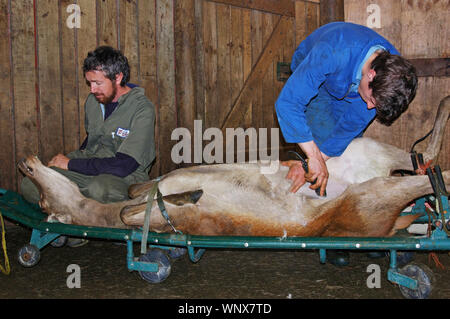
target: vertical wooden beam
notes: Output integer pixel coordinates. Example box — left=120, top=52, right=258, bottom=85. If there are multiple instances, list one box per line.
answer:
left=242, top=9, right=252, bottom=82
left=60, top=0, right=81, bottom=154
left=216, top=3, right=232, bottom=128
left=119, top=0, right=139, bottom=83
left=295, top=0, right=320, bottom=45
left=230, top=6, right=244, bottom=108
left=295, top=1, right=306, bottom=45
left=156, top=0, right=177, bottom=174
left=76, top=0, right=97, bottom=144
left=203, top=1, right=218, bottom=128
left=194, top=0, right=205, bottom=124
left=175, top=0, right=196, bottom=135
left=37, top=0, right=64, bottom=164
left=251, top=9, right=263, bottom=129
left=138, top=0, right=159, bottom=178
left=242, top=8, right=252, bottom=127
left=97, top=0, right=118, bottom=47
left=261, top=13, right=275, bottom=129
left=320, top=0, right=344, bottom=26
left=0, top=0, right=16, bottom=191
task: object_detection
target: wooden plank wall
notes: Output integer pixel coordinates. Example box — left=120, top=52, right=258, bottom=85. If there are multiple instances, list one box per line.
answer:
left=1, top=0, right=447, bottom=194
left=345, top=0, right=450, bottom=169
left=0, top=0, right=310, bottom=192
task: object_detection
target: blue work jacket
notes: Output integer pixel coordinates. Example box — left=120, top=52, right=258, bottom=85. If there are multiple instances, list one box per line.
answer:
left=275, top=22, right=400, bottom=156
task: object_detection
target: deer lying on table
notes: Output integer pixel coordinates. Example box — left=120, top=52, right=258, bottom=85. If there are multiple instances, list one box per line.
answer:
left=18, top=96, right=450, bottom=237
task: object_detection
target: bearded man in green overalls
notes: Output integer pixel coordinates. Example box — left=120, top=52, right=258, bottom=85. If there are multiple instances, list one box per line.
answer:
left=21, top=46, right=156, bottom=237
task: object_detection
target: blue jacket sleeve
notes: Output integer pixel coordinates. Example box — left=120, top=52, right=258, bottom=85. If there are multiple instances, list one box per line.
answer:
left=275, top=42, right=338, bottom=144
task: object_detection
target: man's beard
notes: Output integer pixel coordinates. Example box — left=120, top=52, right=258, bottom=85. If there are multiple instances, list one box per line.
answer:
left=95, top=83, right=117, bottom=104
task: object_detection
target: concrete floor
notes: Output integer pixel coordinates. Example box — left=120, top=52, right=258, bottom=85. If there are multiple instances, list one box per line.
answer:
left=2, top=222, right=450, bottom=301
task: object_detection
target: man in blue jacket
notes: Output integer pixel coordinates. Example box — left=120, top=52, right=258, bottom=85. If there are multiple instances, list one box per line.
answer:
left=276, top=22, right=417, bottom=198
left=275, top=22, right=417, bottom=266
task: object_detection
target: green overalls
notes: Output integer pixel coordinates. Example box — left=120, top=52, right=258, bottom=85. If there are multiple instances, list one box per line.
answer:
left=21, top=87, right=156, bottom=203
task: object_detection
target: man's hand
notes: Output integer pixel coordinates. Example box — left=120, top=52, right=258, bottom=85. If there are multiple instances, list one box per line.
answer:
left=281, top=160, right=307, bottom=193
left=48, top=154, right=70, bottom=170
left=282, top=141, right=329, bottom=196
left=305, top=154, right=328, bottom=197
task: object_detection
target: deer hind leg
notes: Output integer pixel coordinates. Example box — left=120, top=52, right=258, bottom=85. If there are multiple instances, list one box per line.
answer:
left=321, top=172, right=449, bottom=237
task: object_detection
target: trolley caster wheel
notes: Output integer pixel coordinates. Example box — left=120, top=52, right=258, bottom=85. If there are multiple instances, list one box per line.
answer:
left=18, top=244, right=41, bottom=267
left=167, top=247, right=187, bottom=260
left=138, top=249, right=171, bottom=283
left=398, top=262, right=434, bottom=299
left=50, top=235, right=68, bottom=248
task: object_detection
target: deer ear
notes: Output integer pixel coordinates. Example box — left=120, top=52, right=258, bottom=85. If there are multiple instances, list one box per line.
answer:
left=163, top=190, right=203, bottom=206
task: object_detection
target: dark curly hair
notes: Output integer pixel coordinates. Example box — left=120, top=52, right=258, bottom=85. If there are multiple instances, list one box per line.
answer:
left=370, top=51, right=417, bottom=126
left=83, top=46, right=130, bottom=86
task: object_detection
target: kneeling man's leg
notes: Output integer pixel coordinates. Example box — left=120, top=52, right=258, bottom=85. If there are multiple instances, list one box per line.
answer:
left=20, top=177, right=41, bottom=204
left=82, top=174, right=130, bottom=203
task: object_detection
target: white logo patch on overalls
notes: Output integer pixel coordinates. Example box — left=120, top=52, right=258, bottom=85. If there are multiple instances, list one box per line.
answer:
left=116, top=127, right=130, bottom=138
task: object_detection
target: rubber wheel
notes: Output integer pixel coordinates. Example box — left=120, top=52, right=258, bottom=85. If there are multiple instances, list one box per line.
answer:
left=167, top=247, right=187, bottom=260
left=50, top=235, right=68, bottom=248
left=138, top=249, right=171, bottom=283
left=18, top=244, right=41, bottom=267
left=398, top=262, right=434, bottom=299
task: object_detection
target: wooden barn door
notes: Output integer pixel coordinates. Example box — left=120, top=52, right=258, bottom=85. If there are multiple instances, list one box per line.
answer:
left=171, top=0, right=325, bottom=177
